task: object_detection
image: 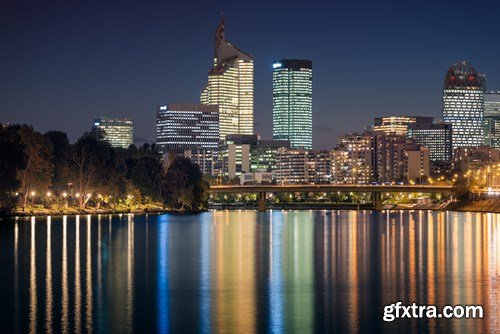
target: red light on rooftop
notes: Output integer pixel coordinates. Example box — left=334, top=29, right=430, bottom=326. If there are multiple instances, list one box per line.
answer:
left=468, top=75, right=474, bottom=81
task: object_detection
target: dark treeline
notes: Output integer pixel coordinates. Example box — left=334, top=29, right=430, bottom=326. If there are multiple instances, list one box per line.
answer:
left=0, top=124, right=208, bottom=214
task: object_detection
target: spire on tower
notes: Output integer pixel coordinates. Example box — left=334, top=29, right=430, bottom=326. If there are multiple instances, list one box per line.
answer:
left=214, top=12, right=225, bottom=61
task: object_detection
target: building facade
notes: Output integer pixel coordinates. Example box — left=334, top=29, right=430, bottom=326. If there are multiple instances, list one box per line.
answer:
left=156, top=104, right=219, bottom=157
left=330, top=133, right=373, bottom=184
left=371, top=132, right=408, bottom=183
left=442, top=61, right=485, bottom=149
left=184, top=148, right=219, bottom=176
left=407, top=123, right=453, bottom=163
left=272, top=59, right=313, bottom=149
left=93, top=117, right=133, bottom=148
left=219, top=135, right=257, bottom=179
left=405, top=143, right=430, bottom=181
left=373, top=116, right=433, bottom=136
left=200, top=17, right=254, bottom=140
left=275, top=148, right=310, bottom=184
left=250, top=139, right=290, bottom=173
left=484, top=91, right=500, bottom=148
left=218, top=135, right=289, bottom=179
left=453, top=146, right=500, bottom=172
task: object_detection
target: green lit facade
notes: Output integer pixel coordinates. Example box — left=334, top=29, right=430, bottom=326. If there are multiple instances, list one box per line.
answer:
left=273, top=59, right=312, bottom=150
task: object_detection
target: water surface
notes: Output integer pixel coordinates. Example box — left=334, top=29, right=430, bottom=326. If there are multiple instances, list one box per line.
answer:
left=0, top=210, right=499, bottom=333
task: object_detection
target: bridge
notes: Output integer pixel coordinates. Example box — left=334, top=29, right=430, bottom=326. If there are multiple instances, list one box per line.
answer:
left=209, top=184, right=454, bottom=211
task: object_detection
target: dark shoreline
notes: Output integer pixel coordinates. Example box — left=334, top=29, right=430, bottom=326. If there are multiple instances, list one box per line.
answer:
left=2, top=201, right=500, bottom=218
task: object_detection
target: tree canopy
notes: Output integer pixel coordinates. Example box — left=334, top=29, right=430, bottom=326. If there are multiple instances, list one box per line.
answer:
left=162, top=157, right=209, bottom=211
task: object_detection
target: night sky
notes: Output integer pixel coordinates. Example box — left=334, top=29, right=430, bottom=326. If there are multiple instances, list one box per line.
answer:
left=2, top=0, right=500, bottom=149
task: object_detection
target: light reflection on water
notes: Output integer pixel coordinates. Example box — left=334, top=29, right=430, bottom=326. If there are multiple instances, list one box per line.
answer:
left=1, top=210, right=499, bottom=333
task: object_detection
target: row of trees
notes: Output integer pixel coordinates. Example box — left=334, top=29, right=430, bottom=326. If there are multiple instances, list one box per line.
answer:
left=0, top=124, right=208, bottom=214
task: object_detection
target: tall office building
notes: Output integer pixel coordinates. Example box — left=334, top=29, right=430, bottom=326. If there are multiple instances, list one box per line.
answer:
left=200, top=16, right=254, bottom=140
left=156, top=104, right=219, bottom=157
left=93, top=117, right=133, bottom=148
left=272, top=59, right=313, bottom=149
left=442, top=61, right=485, bottom=149
left=373, top=116, right=433, bottom=136
left=407, top=123, right=453, bottom=163
left=484, top=91, right=500, bottom=148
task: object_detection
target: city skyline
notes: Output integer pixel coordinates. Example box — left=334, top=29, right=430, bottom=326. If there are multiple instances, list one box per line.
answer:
left=2, top=1, right=500, bottom=149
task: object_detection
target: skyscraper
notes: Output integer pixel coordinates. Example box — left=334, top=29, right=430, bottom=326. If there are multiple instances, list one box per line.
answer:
left=93, top=117, right=133, bottom=148
left=156, top=104, right=219, bottom=157
left=484, top=91, right=500, bottom=148
left=442, top=61, right=485, bottom=149
left=272, top=59, right=313, bottom=150
left=200, top=16, right=254, bottom=140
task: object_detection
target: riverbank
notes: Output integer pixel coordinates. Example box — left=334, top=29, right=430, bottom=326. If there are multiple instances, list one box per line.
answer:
left=445, top=199, right=500, bottom=213
left=3, top=200, right=499, bottom=217
left=1, top=204, right=166, bottom=218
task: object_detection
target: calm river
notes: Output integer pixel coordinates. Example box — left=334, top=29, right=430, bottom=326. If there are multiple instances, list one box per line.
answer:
left=0, top=210, right=499, bottom=333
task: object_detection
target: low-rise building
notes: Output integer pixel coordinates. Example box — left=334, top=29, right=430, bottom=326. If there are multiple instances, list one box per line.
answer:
left=405, top=143, right=430, bottom=182
left=240, top=172, right=273, bottom=185
left=331, top=133, right=373, bottom=184
left=218, top=135, right=289, bottom=179
left=453, top=146, right=500, bottom=172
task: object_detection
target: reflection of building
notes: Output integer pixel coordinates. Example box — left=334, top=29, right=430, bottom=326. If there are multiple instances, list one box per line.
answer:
left=93, top=117, right=133, bottom=148
left=272, top=59, right=313, bottom=149
left=442, top=61, right=485, bottom=149
left=200, top=17, right=254, bottom=140
left=330, top=133, right=372, bottom=184
left=484, top=91, right=500, bottom=148
left=156, top=104, right=219, bottom=157
left=407, top=123, right=453, bottom=167
left=452, top=146, right=500, bottom=172
left=373, top=116, right=433, bottom=136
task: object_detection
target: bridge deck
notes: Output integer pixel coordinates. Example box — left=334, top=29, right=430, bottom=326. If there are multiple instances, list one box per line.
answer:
left=209, top=184, right=453, bottom=194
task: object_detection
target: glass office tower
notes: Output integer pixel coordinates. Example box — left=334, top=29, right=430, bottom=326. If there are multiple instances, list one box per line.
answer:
left=442, top=61, right=485, bottom=149
left=272, top=59, right=313, bottom=150
left=200, top=16, right=254, bottom=140
left=484, top=91, right=500, bottom=148
left=93, top=117, right=133, bottom=148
